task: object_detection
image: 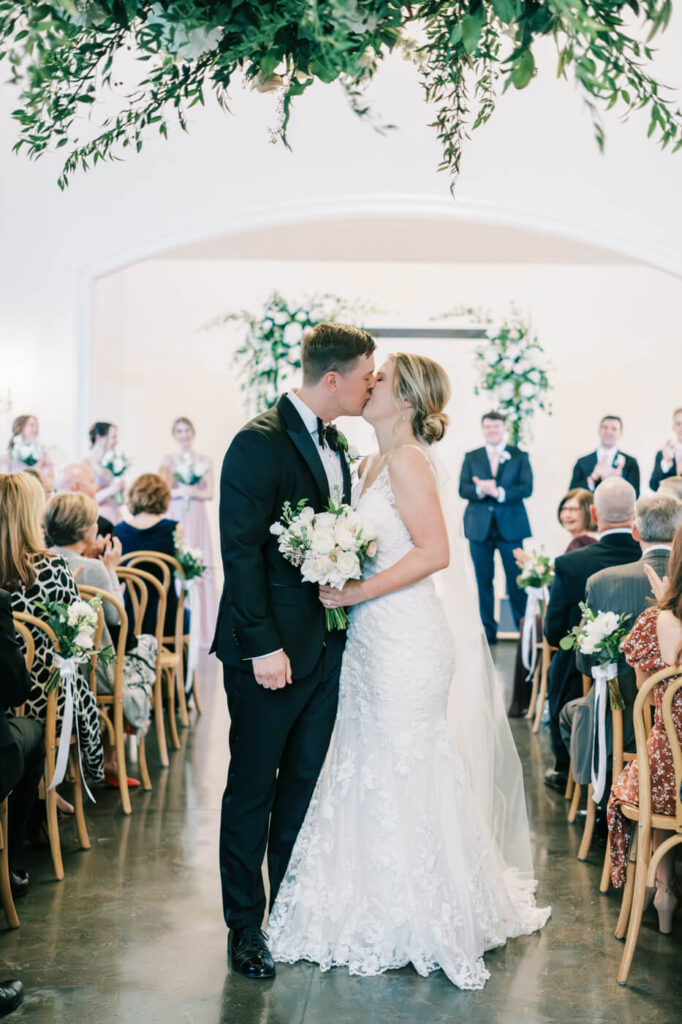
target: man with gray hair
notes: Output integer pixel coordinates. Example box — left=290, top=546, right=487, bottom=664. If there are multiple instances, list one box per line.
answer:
left=543, top=478, right=641, bottom=789
left=53, top=462, right=114, bottom=553
left=560, top=491, right=682, bottom=795
left=659, top=476, right=682, bottom=502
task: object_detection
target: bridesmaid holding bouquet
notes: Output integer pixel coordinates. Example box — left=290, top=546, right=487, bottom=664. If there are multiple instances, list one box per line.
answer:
left=1, top=414, right=55, bottom=489
left=160, top=417, right=217, bottom=647
left=86, top=421, right=128, bottom=526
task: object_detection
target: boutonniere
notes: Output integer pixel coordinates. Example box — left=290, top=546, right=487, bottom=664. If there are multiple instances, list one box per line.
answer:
left=498, top=450, right=512, bottom=464
left=336, top=432, right=361, bottom=464
left=614, top=453, right=626, bottom=470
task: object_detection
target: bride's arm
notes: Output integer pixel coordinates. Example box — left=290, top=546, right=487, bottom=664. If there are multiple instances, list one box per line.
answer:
left=320, top=448, right=449, bottom=608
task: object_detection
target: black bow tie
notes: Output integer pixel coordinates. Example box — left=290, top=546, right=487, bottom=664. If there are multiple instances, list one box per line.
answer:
left=316, top=418, right=339, bottom=452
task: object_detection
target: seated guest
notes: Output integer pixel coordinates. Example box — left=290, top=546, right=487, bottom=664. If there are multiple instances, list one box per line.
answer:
left=570, top=415, right=640, bottom=497
left=508, top=488, right=598, bottom=716
left=45, top=494, right=155, bottom=783
left=114, top=474, right=182, bottom=636
left=459, top=410, right=533, bottom=644
left=607, top=524, right=682, bottom=932
left=0, top=473, right=104, bottom=785
left=650, top=407, right=682, bottom=492
left=562, top=493, right=682, bottom=792
left=55, top=463, right=114, bottom=548
left=543, top=478, right=641, bottom=790
left=659, top=475, right=682, bottom=502
left=0, top=587, right=43, bottom=901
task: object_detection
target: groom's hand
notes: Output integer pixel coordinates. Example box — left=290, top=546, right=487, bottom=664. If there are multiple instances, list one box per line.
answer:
left=252, top=650, right=292, bottom=690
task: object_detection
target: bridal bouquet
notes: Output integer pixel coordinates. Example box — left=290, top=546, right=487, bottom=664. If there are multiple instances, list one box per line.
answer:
left=10, top=434, right=43, bottom=467
left=270, top=498, right=378, bottom=630
left=173, top=453, right=209, bottom=511
left=101, top=448, right=130, bottom=504
left=559, top=603, right=631, bottom=709
left=173, top=525, right=206, bottom=580
left=36, top=596, right=113, bottom=694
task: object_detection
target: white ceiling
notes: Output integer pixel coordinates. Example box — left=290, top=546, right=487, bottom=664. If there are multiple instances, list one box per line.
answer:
left=159, top=216, right=635, bottom=265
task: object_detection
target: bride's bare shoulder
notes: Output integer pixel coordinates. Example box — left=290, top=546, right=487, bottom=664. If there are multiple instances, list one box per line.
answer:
left=387, top=445, right=437, bottom=489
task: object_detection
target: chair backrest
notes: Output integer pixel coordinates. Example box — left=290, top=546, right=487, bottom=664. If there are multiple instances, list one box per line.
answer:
left=12, top=618, right=35, bottom=674
left=11, top=612, right=62, bottom=753
left=121, top=550, right=185, bottom=644
left=631, top=665, right=682, bottom=832
left=77, top=584, right=128, bottom=706
left=115, top=568, right=147, bottom=635
left=116, top=566, right=166, bottom=652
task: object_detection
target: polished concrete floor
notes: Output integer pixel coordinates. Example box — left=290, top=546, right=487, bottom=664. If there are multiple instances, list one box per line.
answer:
left=2, top=644, right=680, bottom=1023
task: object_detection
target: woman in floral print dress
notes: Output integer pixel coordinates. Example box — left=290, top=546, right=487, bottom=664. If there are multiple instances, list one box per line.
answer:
left=607, top=524, right=682, bottom=932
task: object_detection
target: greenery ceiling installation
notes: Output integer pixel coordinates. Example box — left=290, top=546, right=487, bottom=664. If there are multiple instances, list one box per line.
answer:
left=0, top=2, right=678, bottom=189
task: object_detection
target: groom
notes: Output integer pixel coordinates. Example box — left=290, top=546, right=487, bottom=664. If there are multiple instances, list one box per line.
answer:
left=212, top=322, right=376, bottom=979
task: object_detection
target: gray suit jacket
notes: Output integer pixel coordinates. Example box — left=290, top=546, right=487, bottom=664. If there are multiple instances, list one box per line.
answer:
left=576, top=546, right=671, bottom=748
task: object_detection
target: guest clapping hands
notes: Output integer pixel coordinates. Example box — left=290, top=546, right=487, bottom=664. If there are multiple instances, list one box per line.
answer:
left=650, top=407, right=682, bottom=491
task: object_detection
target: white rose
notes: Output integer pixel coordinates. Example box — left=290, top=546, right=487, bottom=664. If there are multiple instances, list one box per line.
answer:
left=270, top=521, right=284, bottom=537
left=599, top=612, right=620, bottom=636
left=497, top=381, right=515, bottom=401
left=314, top=512, right=337, bottom=530
left=519, top=382, right=535, bottom=399
left=273, top=311, right=289, bottom=326
left=299, top=506, right=315, bottom=523
left=261, top=317, right=274, bottom=333
left=334, top=526, right=356, bottom=550
left=336, top=551, right=360, bottom=579
left=283, top=321, right=303, bottom=345
left=528, top=369, right=540, bottom=383
left=310, top=529, right=335, bottom=554
left=515, top=357, right=531, bottom=372
left=358, top=519, right=377, bottom=541
left=287, top=346, right=301, bottom=365
left=74, top=630, right=93, bottom=649
left=295, top=309, right=309, bottom=323
left=482, top=344, right=498, bottom=363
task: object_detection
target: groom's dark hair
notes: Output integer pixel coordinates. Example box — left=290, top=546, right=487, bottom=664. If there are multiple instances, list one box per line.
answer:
left=301, top=322, right=375, bottom=385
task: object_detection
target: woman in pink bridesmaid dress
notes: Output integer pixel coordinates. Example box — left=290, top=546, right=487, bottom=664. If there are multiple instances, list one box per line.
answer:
left=159, top=417, right=218, bottom=648
left=1, top=414, right=55, bottom=489
left=86, top=421, right=126, bottom=526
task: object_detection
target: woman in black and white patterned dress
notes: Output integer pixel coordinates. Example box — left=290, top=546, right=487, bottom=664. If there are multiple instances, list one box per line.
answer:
left=0, top=472, right=104, bottom=783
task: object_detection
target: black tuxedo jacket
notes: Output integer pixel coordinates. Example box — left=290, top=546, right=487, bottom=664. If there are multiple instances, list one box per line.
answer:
left=0, top=589, right=32, bottom=802
left=544, top=532, right=642, bottom=710
left=212, top=395, right=352, bottom=678
left=649, top=450, right=678, bottom=492
left=569, top=451, right=640, bottom=497
left=459, top=445, right=532, bottom=542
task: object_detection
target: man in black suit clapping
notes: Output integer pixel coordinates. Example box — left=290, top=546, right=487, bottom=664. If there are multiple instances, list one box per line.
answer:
left=570, top=415, right=640, bottom=496
left=650, top=407, right=682, bottom=492
left=459, top=411, right=533, bottom=644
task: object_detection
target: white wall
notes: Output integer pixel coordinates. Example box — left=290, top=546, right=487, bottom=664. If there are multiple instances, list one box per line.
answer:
left=91, top=257, right=682, bottom=568
left=1, top=10, right=682, bottom=465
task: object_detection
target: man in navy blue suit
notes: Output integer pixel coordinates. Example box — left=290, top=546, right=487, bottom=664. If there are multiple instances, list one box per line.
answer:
left=570, top=415, right=640, bottom=496
left=649, top=407, right=682, bottom=491
left=459, top=411, right=533, bottom=644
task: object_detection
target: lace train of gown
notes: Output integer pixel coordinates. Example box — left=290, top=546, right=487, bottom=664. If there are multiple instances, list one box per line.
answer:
left=268, top=461, right=550, bottom=989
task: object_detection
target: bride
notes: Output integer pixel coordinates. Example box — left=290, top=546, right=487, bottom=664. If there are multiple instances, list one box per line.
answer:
left=267, top=352, right=550, bottom=989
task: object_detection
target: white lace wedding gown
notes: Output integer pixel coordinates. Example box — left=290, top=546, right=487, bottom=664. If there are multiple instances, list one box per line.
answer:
left=268, top=455, right=550, bottom=989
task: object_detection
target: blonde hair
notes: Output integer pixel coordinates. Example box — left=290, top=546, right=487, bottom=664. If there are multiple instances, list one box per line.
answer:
left=44, top=492, right=99, bottom=547
left=172, top=416, right=195, bottom=437
left=0, top=472, right=49, bottom=590
left=390, top=353, right=451, bottom=445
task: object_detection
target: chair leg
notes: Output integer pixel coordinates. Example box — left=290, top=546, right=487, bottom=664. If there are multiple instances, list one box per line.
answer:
left=138, top=733, right=152, bottom=791
left=564, top=765, right=575, bottom=801
left=567, top=783, right=582, bottom=824
left=600, top=838, right=612, bottom=894
left=615, top=830, right=638, bottom=939
left=526, top=656, right=541, bottom=721
left=69, top=749, right=91, bottom=852
left=618, top=825, right=651, bottom=985
left=532, top=666, right=548, bottom=734
left=577, top=784, right=597, bottom=860
left=115, top=707, right=131, bottom=817
left=45, top=770, right=64, bottom=882
left=0, top=802, right=19, bottom=929
left=192, top=669, right=203, bottom=716
left=165, top=668, right=181, bottom=750
left=176, top=655, right=189, bottom=729
left=154, top=671, right=169, bottom=769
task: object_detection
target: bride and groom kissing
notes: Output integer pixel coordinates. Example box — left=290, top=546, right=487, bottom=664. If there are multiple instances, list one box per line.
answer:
left=211, top=323, right=550, bottom=990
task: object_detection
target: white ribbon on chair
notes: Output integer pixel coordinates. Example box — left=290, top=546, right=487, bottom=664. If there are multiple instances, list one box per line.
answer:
left=183, top=579, right=201, bottom=695
left=590, top=661, right=618, bottom=804
left=521, top=585, right=549, bottom=681
left=48, top=654, right=96, bottom=803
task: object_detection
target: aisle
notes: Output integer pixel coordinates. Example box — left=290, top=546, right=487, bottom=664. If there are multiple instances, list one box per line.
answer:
left=2, top=646, right=680, bottom=1023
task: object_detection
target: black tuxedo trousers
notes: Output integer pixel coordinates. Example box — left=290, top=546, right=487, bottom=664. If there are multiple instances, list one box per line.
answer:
left=220, top=632, right=344, bottom=928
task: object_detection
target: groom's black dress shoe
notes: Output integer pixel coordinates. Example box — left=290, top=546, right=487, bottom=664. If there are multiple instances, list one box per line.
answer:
left=229, top=926, right=276, bottom=979
left=0, top=980, right=23, bottom=1018
left=544, top=769, right=568, bottom=792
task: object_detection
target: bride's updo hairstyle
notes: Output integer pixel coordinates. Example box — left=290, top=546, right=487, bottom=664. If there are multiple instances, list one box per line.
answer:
left=389, top=353, right=451, bottom=446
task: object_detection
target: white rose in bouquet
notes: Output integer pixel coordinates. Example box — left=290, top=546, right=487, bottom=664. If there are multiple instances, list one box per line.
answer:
left=334, top=525, right=357, bottom=550
left=299, top=506, right=315, bottom=524
left=497, top=381, right=515, bottom=401
left=283, top=321, right=303, bottom=345
left=74, top=630, right=95, bottom=650
left=273, top=311, right=289, bottom=326
left=311, top=529, right=335, bottom=554
left=336, top=551, right=360, bottom=578
left=519, top=382, right=536, bottom=398
left=314, top=512, right=337, bottom=530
